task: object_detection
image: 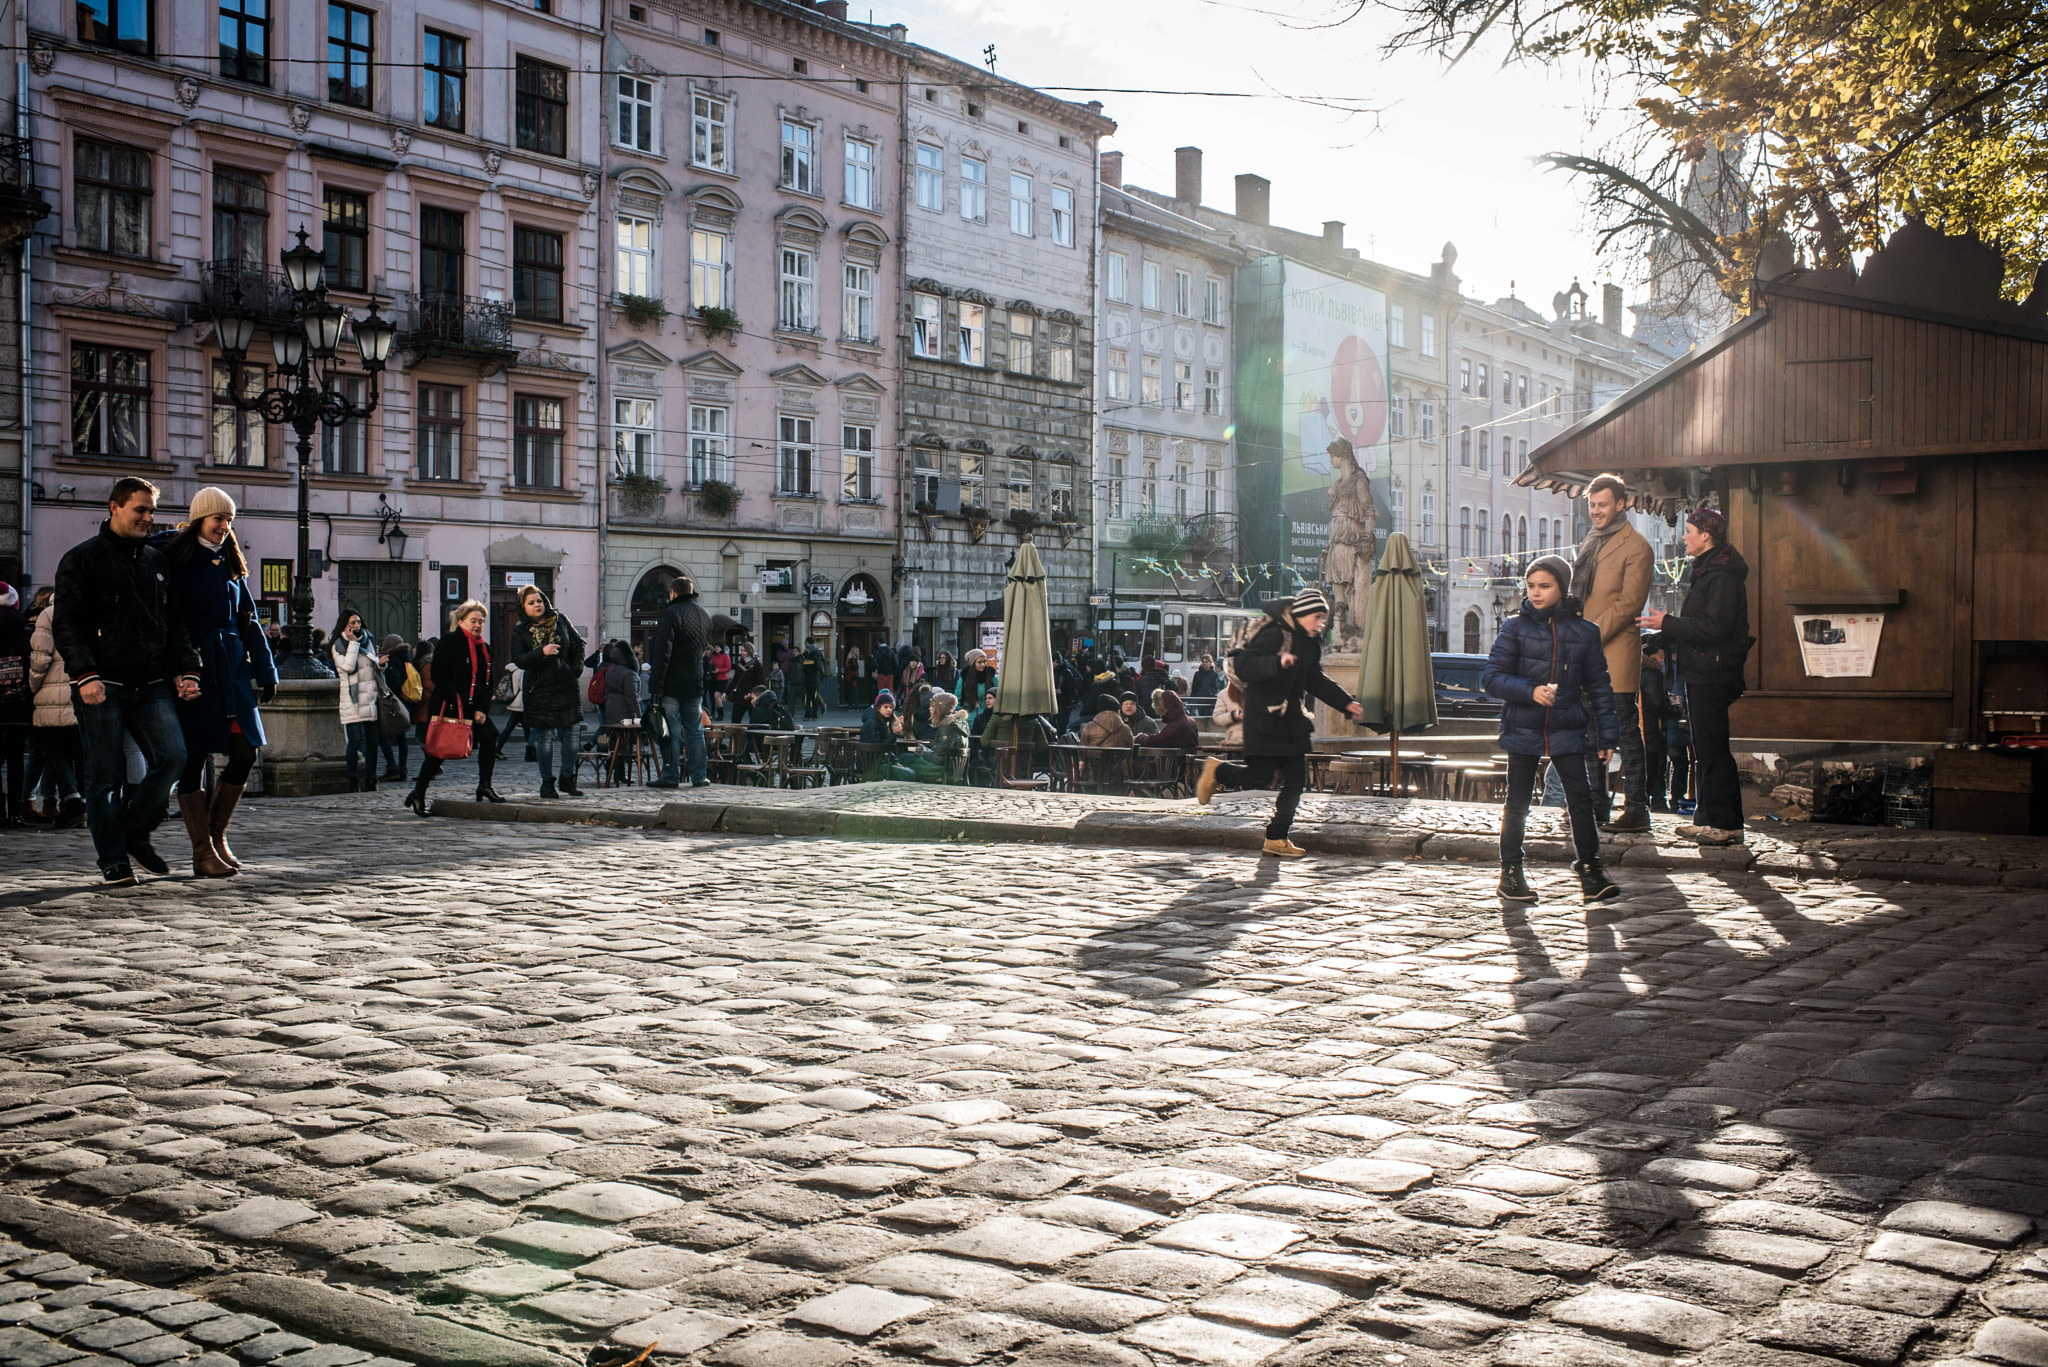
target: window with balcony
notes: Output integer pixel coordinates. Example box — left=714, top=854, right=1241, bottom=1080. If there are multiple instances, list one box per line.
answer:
left=613, top=397, right=654, bottom=477
left=912, top=291, right=940, bottom=358
left=423, top=30, right=466, bottom=131
left=778, top=247, right=815, bottom=331
left=320, top=187, right=368, bottom=292
left=689, top=228, right=727, bottom=310
left=956, top=301, right=984, bottom=365
left=417, top=384, right=463, bottom=481
left=1051, top=184, right=1073, bottom=246
left=1009, top=173, right=1032, bottom=236
left=420, top=206, right=463, bottom=297
left=844, top=137, right=876, bottom=209
left=842, top=262, right=875, bottom=341
left=516, top=57, right=568, bottom=157
left=691, top=93, right=730, bottom=171
left=323, top=375, right=368, bottom=473
left=914, top=144, right=943, bottom=211
left=211, top=360, right=266, bottom=467
left=219, top=0, right=267, bottom=82
left=688, top=404, right=729, bottom=484
left=616, top=214, right=653, bottom=298
left=326, top=2, right=372, bottom=107
left=513, top=226, right=563, bottom=323
left=616, top=73, right=655, bottom=152
left=841, top=424, right=875, bottom=501
left=1049, top=323, right=1075, bottom=382
left=73, top=139, right=151, bottom=259
left=781, top=120, right=815, bottom=193
left=513, top=394, right=563, bottom=488
left=960, top=156, right=986, bottom=221
left=212, top=167, right=266, bottom=267
left=778, top=414, right=815, bottom=495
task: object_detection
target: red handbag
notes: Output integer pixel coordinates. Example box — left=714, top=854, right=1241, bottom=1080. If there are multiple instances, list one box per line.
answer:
left=425, top=708, right=473, bottom=760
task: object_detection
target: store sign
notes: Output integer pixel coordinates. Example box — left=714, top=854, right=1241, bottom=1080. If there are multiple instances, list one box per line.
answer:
left=978, top=620, right=1004, bottom=671
left=807, top=575, right=835, bottom=603
left=760, top=567, right=794, bottom=590
left=504, top=571, right=536, bottom=588
left=260, top=559, right=292, bottom=599
left=810, top=610, right=832, bottom=633
left=1795, top=613, right=1883, bottom=678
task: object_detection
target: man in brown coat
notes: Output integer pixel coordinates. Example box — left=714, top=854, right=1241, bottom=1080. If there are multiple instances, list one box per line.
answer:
left=1572, top=473, right=1656, bottom=830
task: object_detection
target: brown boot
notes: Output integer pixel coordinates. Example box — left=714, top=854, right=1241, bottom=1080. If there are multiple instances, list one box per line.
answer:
left=208, top=783, right=246, bottom=869
left=180, top=792, right=236, bottom=878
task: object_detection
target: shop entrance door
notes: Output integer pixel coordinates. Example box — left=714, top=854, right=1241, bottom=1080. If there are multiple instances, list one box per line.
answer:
left=489, top=567, right=555, bottom=674
left=338, top=562, right=421, bottom=647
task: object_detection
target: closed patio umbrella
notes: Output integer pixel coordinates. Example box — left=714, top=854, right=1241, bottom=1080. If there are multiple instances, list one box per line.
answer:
left=1355, top=532, right=1438, bottom=794
left=994, top=538, right=1055, bottom=718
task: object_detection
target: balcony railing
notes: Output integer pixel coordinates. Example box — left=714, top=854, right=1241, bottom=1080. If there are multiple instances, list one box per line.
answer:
left=400, top=292, right=515, bottom=355
left=0, top=137, right=49, bottom=246
left=199, top=259, right=295, bottom=326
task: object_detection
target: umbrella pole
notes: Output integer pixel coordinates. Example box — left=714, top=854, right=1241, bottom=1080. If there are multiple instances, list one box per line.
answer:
left=1390, top=727, right=1399, bottom=797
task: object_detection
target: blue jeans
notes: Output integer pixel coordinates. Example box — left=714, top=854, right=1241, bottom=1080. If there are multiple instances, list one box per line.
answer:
left=658, top=694, right=705, bottom=784
left=341, top=721, right=376, bottom=782
left=75, top=681, right=187, bottom=873
left=534, top=724, right=578, bottom=783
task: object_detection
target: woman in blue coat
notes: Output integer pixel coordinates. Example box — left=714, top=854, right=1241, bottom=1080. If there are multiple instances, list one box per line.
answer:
left=159, top=487, right=276, bottom=878
left=1482, top=554, right=1620, bottom=904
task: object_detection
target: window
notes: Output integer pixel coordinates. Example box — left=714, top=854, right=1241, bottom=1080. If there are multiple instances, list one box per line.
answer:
left=613, top=397, right=654, bottom=477
left=1458, top=507, right=1471, bottom=558
left=81, top=0, right=150, bottom=54
left=779, top=247, right=815, bottom=331
left=1502, top=515, right=1513, bottom=558
left=1049, top=464, right=1075, bottom=518
left=323, top=374, right=368, bottom=474
left=1005, top=314, right=1034, bottom=375
left=1107, top=455, right=1124, bottom=518
left=1174, top=361, right=1193, bottom=411
left=516, top=57, right=568, bottom=157
left=513, top=394, right=563, bottom=488
left=1459, top=427, right=1471, bottom=467
left=615, top=73, right=655, bottom=152
left=914, top=144, right=943, bottom=211
left=1421, top=311, right=1436, bottom=356
left=960, top=157, right=986, bottom=221
left=1421, top=487, right=1435, bottom=545
left=778, top=414, right=815, bottom=495
left=513, top=227, right=564, bottom=322
left=912, top=292, right=941, bottom=358
left=1107, top=252, right=1127, bottom=303
left=1389, top=394, right=1405, bottom=439
left=842, top=262, right=875, bottom=341
left=1478, top=430, right=1490, bottom=471
left=689, top=228, right=728, bottom=309
left=688, top=404, right=728, bottom=484
left=1140, top=354, right=1160, bottom=406
left=210, top=360, right=264, bottom=467
left=1203, top=367, right=1221, bottom=415
left=1538, top=518, right=1548, bottom=550
left=1464, top=611, right=1482, bottom=654
left=1205, top=467, right=1219, bottom=514
left=1051, top=185, right=1073, bottom=247
left=1141, top=261, right=1160, bottom=310
left=1388, top=303, right=1405, bottom=348
left=1140, top=458, right=1158, bottom=515
left=1049, top=323, right=1075, bottom=382
left=423, top=30, right=466, bottom=131
left=1477, top=511, right=1490, bottom=556
left=842, top=424, right=875, bottom=501
left=73, top=139, right=151, bottom=259
left=1459, top=358, right=1471, bottom=394
left=1420, top=401, right=1436, bottom=441
left=219, top=0, right=267, bottom=82
left=1175, top=270, right=1192, bottom=317
left=1517, top=516, right=1528, bottom=555
left=1519, top=438, right=1529, bottom=467
left=781, top=120, right=815, bottom=193
left=912, top=448, right=940, bottom=506
left=416, top=384, right=462, bottom=481
left=844, top=138, right=876, bottom=209
left=1174, top=462, right=1191, bottom=517
left=1517, top=374, right=1528, bottom=411
left=1106, top=348, right=1127, bottom=401
left=1204, top=277, right=1224, bottom=324
left=420, top=206, right=463, bottom=296
left=1537, top=382, right=1547, bottom=417
left=704, top=27, right=719, bottom=45
left=212, top=167, right=266, bottom=266
left=1009, top=173, right=1032, bottom=236
left=1477, top=363, right=1490, bottom=398
left=1391, top=480, right=1405, bottom=530
left=616, top=214, right=653, bottom=298
left=691, top=93, right=730, bottom=171
left=958, top=453, right=982, bottom=506
left=326, top=2, right=373, bottom=107
left=956, top=301, right=984, bottom=365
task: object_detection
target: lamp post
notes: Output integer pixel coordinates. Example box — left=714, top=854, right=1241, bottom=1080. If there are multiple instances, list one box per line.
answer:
left=212, top=227, right=397, bottom=679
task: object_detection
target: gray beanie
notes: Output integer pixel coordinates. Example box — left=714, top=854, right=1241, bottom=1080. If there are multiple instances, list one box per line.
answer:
left=1526, top=555, right=1574, bottom=593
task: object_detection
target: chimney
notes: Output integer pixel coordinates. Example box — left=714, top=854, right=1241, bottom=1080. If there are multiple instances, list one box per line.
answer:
left=1323, top=220, right=1344, bottom=254
left=1235, top=173, right=1270, bottom=226
left=1174, top=146, right=1203, bottom=208
left=1603, top=282, right=1623, bottom=332
left=817, top=0, right=848, bottom=17
left=1099, top=150, right=1123, bottom=189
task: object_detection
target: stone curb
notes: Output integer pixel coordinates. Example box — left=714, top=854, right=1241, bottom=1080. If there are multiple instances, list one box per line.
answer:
left=193, top=1273, right=571, bottom=1367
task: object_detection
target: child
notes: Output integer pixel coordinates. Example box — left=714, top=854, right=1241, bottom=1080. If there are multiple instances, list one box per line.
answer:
left=1482, top=555, right=1621, bottom=903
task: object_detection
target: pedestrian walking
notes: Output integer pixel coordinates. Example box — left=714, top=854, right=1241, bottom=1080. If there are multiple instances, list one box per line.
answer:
left=646, top=573, right=710, bottom=789
left=403, top=599, right=503, bottom=816
left=0, top=582, right=30, bottom=826
left=729, top=643, right=766, bottom=726
left=1571, top=473, right=1655, bottom=831
left=380, top=637, right=419, bottom=780
left=26, top=589, right=85, bottom=829
left=1639, top=506, right=1752, bottom=846
left=509, top=584, right=585, bottom=800
left=1136, top=688, right=1200, bottom=750
left=871, top=640, right=897, bottom=706
left=1483, top=555, right=1621, bottom=904
left=331, top=609, right=384, bottom=793
left=799, top=642, right=825, bottom=719
left=160, top=489, right=275, bottom=876
left=1194, top=589, right=1366, bottom=859
left=52, top=477, right=203, bottom=885
left=709, top=643, right=732, bottom=719
left=1191, top=653, right=1220, bottom=701
left=411, top=639, right=437, bottom=747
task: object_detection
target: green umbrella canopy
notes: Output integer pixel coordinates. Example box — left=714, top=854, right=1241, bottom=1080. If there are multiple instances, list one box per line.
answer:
left=994, top=538, right=1057, bottom=716
left=1355, top=532, right=1439, bottom=734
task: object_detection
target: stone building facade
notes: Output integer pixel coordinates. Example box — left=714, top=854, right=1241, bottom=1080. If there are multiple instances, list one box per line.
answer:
left=21, top=0, right=604, bottom=664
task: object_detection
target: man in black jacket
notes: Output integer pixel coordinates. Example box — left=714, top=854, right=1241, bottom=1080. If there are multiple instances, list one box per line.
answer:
left=645, top=573, right=710, bottom=788
left=53, top=478, right=204, bottom=885
left=1640, top=506, right=1752, bottom=846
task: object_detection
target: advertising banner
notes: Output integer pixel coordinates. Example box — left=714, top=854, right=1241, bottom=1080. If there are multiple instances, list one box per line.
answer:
left=1278, top=260, right=1391, bottom=573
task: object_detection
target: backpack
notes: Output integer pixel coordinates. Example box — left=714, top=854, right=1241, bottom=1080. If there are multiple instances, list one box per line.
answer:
left=587, top=664, right=607, bottom=705
left=400, top=663, right=423, bottom=703
left=1221, top=615, right=1278, bottom=691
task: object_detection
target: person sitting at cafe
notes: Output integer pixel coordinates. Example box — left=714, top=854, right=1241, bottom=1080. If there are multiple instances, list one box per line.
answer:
left=1119, top=691, right=1160, bottom=737
left=910, top=691, right=971, bottom=785
left=860, top=689, right=898, bottom=745
left=1077, top=693, right=1134, bottom=748
left=1137, top=688, right=1200, bottom=750
left=745, top=683, right=793, bottom=733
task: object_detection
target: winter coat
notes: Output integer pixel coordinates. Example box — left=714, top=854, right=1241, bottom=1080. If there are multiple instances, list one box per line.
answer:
left=871, top=644, right=897, bottom=679
left=1135, top=667, right=1171, bottom=714
left=1077, top=694, right=1134, bottom=748
left=1648, top=543, right=1753, bottom=688
left=929, top=659, right=958, bottom=691
left=1574, top=521, right=1655, bottom=695
left=383, top=646, right=420, bottom=709
left=1639, top=660, right=1672, bottom=734
left=859, top=705, right=898, bottom=745
left=510, top=601, right=585, bottom=730
left=0, top=605, right=29, bottom=727
left=710, top=650, right=732, bottom=686
left=729, top=654, right=766, bottom=702
left=602, top=643, right=643, bottom=727
left=1212, top=689, right=1245, bottom=746
left=427, top=628, right=493, bottom=718
left=52, top=521, right=202, bottom=690
left=1137, top=689, right=1201, bottom=749
left=1120, top=694, right=1160, bottom=736
left=647, top=594, right=710, bottom=700
left=1230, top=606, right=1356, bottom=758
left=799, top=648, right=824, bottom=686
left=332, top=633, right=382, bottom=726
left=1481, top=595, right=1619, bottom=757
left=28, top=607, right=77, bottom=729
left=932, top=706, right=971, bottom=758
left=164, top=540, right=275, bottom=751
left=1191, top=665, right=1220, bottom=699
left=412, top=652, right=436, bottom=723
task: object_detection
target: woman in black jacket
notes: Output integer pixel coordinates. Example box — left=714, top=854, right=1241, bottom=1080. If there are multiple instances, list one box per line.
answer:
left=404, top=599, right=502, bottom=815
left=1640, top=506, right=1752, bottom=846
left=509, top=585, right=584, bottom=800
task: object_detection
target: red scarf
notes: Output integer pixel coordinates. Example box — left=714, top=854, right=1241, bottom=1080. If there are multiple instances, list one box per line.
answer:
left=465, top=632, right=489, bottom=710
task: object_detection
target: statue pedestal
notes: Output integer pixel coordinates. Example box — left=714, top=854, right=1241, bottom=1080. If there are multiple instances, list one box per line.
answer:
left=257, top=679, right=353, bottom=797
left=1315, top=650, right=1378, bottom=738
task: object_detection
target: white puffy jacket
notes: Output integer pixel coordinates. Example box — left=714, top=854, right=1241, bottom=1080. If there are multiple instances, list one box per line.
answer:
left=333, top=635, right=382, bottom=725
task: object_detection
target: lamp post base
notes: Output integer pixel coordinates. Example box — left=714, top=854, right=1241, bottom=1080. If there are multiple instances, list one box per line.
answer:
left=255, top=677, right=351, bottom=796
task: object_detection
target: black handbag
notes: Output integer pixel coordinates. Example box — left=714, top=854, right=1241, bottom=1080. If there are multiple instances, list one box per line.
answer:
left=373, top=669, right=411, bottom=741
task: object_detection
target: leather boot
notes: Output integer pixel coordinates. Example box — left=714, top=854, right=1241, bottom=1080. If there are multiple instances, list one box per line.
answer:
left=180, top=793, right=236, bottom=878
left=1602, top=804, right=1652, bottom=833
left=1574, top=859, right=1621, bottom=903
left=208, top=783, right=245, bottom=869
left=1498, top=862, right=1536, bottom=903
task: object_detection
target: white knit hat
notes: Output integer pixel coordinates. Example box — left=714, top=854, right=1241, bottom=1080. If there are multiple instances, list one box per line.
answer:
left=188, top=486, right=237, bottom=524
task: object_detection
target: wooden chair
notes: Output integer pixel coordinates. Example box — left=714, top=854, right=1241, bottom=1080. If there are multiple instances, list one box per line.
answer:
left=853, top=742, right=901, bottom=782
left=704, top=728, right=744, bottom=785
left=782, top=733, right=830, bottom=789
left=992, top=742, right=1049, bottom=791
left=1125, top=747, right=1191, bottom=799
left=1066, top=746, right=1130, bottom=796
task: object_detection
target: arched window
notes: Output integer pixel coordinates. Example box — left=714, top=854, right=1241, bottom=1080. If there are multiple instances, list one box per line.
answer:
left=1459, top=427, right=1471, bottom=467
left=1463, top=610, right=1482, bottom=654
left=1477, top=509, right=1490, bottom=557
left=1537, top=518, right=1548, bottom=550
left=1458, top=506, right=1472, bottom=558
left=1503, top=515, right=1514, bottom=558
left=630, top=564, right=684, bottom=650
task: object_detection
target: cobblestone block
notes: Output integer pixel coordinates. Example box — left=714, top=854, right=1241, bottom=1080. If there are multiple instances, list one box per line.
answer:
left=230, top=1332, right=316, bottom=1363
left=529, top=1182, right=682, bottom=1222
left=859, top=1255, right=1026, bottom=1302
left=523, top=1288, right=669, bottom=1329
left=1494, top=1331, right=1670, bottom=1367
left=788, top=1285, right=931, bottom=1337
left=1971, top=1316, right=2048, bottom=1366
left=609, top=1307, right=746, bottom=1354
left=935, top=1219, right=1115, bottom=1269
left=179, top=1316, right=275, bottom=1348
left=1076, top=1249, right=1243, bottom=1298
left=1748, top=1301, right=1926, bottom=1364
left=191, top=1198, right=320, bottom=1241
left=1878, top=1199, right=2031, bottom=1247
left=63, top=1320, right=158, bottom=1351
left=1658, top=1228, right=1834, bottom=1274
left=880, top=1312, right=1037, bottom=1365
left=1613, top=1255, right=1791, bottom=1310
left=1549, top=1289, right=1735, bottom=1350
left=1402, top=1261, right=1555, bottom=1313
left=438, top=1265, right=571, bottom=1298
left=479, top=1221, right=632, bottom=1264
left=1819, top=1261, right=1962, bottom=1317
left=991, top=1283, right=1164, bottom=1333
left=1125, top=1315, right=1290, bottom=1367
left=1470, top=1235, right=1618, bottom=1276
left=1148, top=1214, right=1305, bottom=1260
left=1863, top=1231, right=1997, bottom=1278
left=703, top=1328, right=855, bottom=1367
left=1031, top=1197, right=1163, bottom=1235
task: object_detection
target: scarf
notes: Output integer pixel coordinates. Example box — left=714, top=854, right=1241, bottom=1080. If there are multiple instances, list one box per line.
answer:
left=1572, top=517, right=1627, bottom=600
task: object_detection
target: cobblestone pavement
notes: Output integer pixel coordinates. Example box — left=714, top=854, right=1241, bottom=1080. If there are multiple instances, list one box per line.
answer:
left=4, top=798, right=2048, bottom=1367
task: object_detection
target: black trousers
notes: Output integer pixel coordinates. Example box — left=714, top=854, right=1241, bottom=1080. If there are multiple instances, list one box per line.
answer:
left=1503, top=751, right=1600, bottom=866
left=1684, top=676, right=1742, bottom=830
left=179, top=734, right=257, bottom=791
left=419, top=715, right=498, bottom=793
left=1215, top=752, right=1307, bottom=840
left=1668, top=737, right=1692, bottom=806
left=1582, top=691, right=1645, bottom=812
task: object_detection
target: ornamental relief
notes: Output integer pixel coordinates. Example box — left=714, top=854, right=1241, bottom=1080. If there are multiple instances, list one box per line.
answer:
left=614, top=367, right=660, bottom=393
left=844, top=397, right=879, bottom=417
left=777, top=387, right=818, bottom=412
left=687, top=377, right=731, bottom=399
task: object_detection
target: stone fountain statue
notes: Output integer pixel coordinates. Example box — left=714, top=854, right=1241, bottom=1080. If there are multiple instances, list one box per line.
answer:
left=1323, top=438, right=1377, bottom=644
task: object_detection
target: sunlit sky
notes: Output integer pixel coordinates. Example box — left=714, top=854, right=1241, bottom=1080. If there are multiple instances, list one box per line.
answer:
left=873, top=0, right=1648, bottom=312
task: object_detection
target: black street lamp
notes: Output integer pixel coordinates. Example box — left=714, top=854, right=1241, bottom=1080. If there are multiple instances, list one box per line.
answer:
left=214, top=226, right=397, bottom=679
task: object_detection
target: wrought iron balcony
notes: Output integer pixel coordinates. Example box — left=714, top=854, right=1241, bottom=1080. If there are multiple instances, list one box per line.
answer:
left=0, top=137, right=50, bottom=248
left=399, top=292, right=516, bottom=368
left=198, top=259, right=296, bottom=328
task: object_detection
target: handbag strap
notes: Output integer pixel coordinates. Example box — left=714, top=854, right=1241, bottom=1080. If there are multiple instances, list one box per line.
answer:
left=465, top=632, right=484, bottom=709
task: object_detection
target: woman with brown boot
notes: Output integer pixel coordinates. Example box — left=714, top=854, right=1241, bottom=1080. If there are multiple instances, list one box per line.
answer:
left=159, top=487, right=275, bottom=877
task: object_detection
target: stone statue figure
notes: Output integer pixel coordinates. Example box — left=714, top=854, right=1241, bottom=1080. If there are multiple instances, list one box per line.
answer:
left=1324, top=438, right=1377, bottom=644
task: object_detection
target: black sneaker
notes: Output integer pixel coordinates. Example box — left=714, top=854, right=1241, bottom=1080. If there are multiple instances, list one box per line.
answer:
left=101, top=864, right=137, bottom=887
left=1498, top=863, right=1537, bottom=903
left=646, top=777, right=680, bottom=789
left=127, top=841, right=170, bottom=876
left=691, top=779, right=713, bottom=788
left=1574, top=860, right=1621, bottom=902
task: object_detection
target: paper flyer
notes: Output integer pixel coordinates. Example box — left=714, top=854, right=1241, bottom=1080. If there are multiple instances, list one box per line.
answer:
left=1794, top=613, right=1883, bottom=677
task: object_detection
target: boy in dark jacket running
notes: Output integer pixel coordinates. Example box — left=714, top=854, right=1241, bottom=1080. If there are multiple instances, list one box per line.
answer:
left=1483, top=555, right=1621, bottom=903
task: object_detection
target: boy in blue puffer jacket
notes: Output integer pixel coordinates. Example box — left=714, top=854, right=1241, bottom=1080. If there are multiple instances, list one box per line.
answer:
left=1482, top=554, right=1622, bottom=904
